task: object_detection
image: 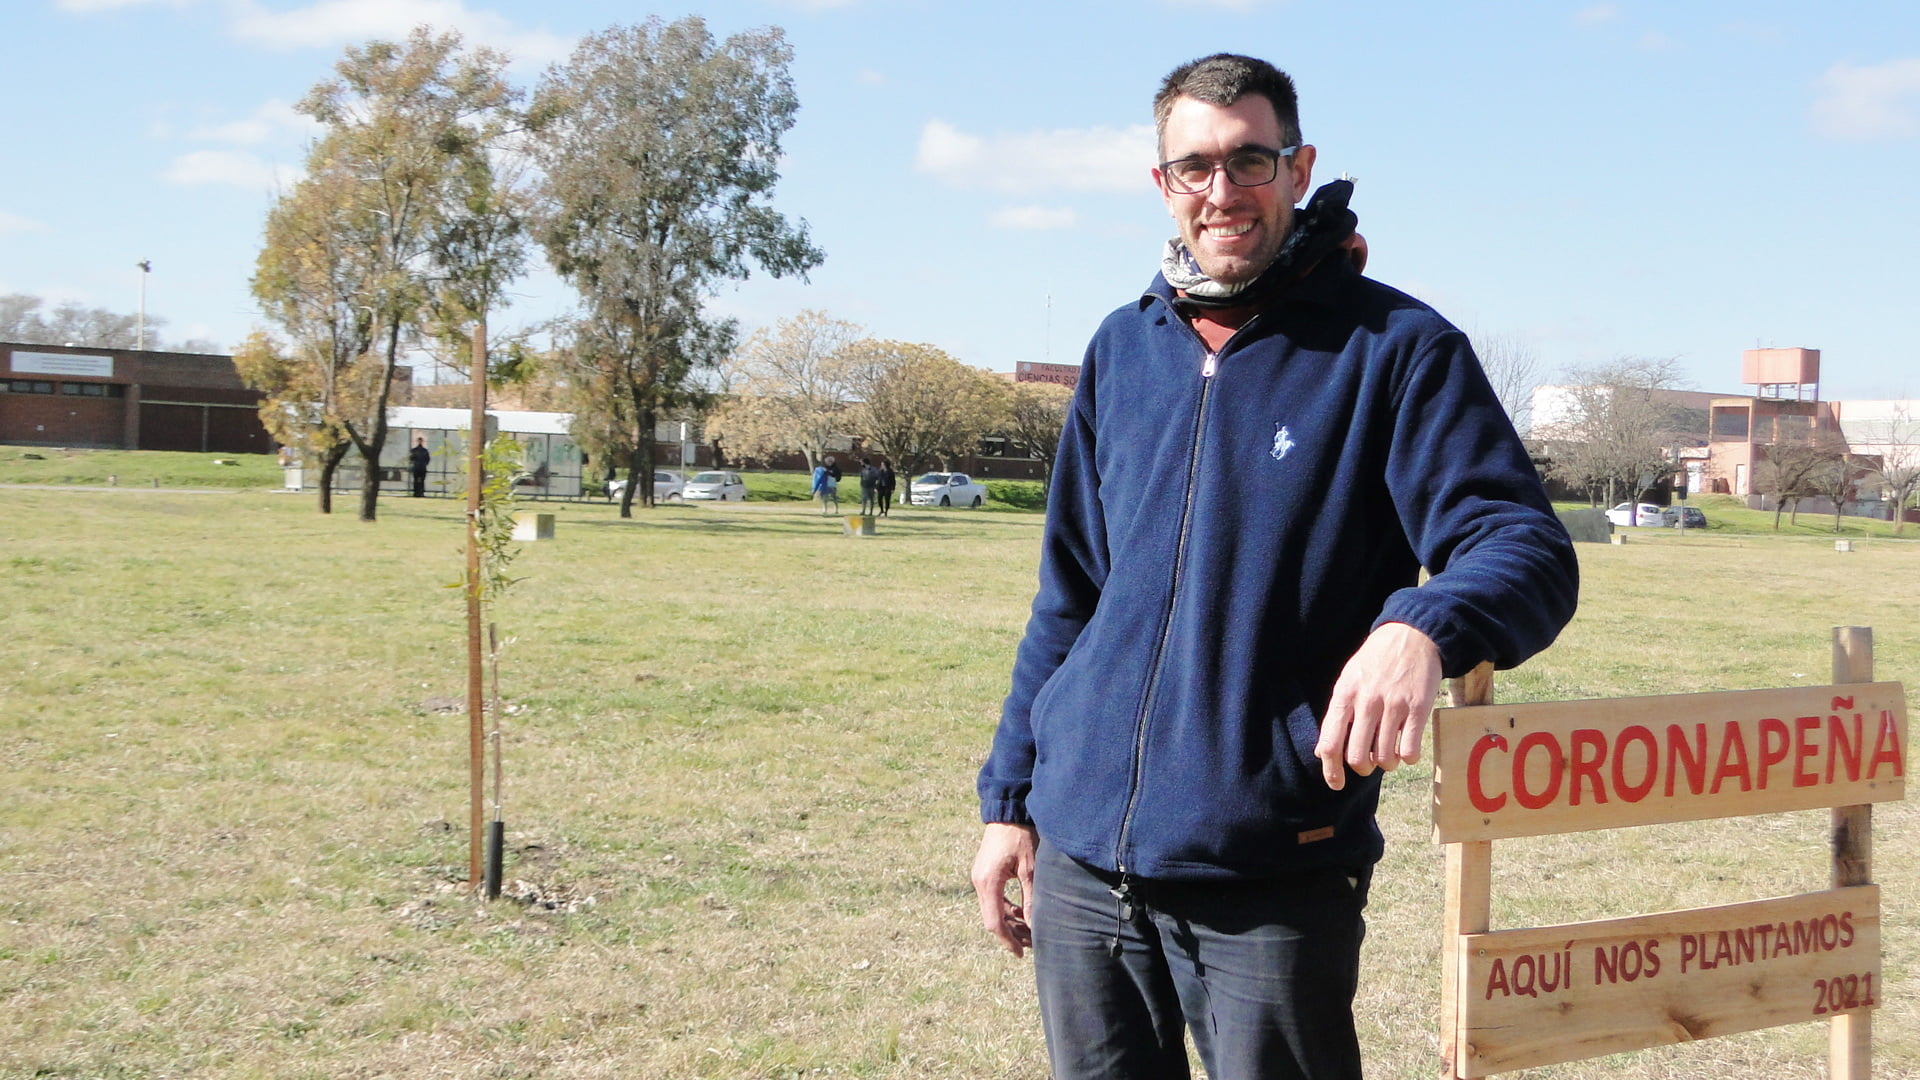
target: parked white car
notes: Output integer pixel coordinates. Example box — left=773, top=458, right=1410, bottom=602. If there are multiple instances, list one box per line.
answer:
left=1605, top=502, right=1663, bottom=527
left=909, top=471, right=987, bottom=508
left=683, top=470, right=747, bottom=501
left=607, top=469, right=683, bottom=501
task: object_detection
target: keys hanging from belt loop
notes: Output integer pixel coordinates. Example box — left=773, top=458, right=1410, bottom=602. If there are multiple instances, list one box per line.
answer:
left=1108, top=875, right=1137, bottom=958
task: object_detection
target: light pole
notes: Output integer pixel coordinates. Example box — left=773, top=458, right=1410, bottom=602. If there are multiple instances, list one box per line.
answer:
left=135, top=260, right=151, bottom=350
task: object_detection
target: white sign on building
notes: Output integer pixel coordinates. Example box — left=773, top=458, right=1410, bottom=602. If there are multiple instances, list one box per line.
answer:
left=9, top=351, right=115, bottom=378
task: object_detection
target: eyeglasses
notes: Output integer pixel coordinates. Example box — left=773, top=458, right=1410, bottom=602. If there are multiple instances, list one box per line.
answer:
left=1158, top=146, right=1299, bottom=194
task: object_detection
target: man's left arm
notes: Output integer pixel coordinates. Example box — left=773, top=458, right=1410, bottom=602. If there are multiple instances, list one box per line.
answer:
left=1315, top=330, right=1579, bottom=790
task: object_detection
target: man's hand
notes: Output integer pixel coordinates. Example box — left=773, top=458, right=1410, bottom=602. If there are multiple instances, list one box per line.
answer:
left=970, top=823, right=1038, bottom=957
left=1315, top=622, right=1443, bottom=791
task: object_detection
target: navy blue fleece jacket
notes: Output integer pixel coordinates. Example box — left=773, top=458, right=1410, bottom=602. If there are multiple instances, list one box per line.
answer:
left=976, top=255, right=1579, bottom=880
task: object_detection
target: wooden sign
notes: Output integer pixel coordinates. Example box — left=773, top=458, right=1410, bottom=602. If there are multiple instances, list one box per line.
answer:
left=1433, top=683, right=1906, bottom=842
left=1437, top=633, right=1901, bottom=1078
left=1453, top=886, right=1879, bottom=1076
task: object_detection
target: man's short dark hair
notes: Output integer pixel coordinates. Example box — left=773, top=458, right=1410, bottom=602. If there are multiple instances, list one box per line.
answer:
left=1153, top=54, right=1301, bottom=157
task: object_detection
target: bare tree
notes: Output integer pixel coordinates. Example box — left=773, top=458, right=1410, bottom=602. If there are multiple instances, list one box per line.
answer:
left=1539, top=357, right=1692, bottom=506
left=1754, top=438, right=1842, bottom=530
left=1859, top=404, right=1920, bottom=536
left=1472, top=331, right=1540, bottom=434
left=1799, top=433, right=1871, bottom=533
left=1, top=292, right=186, bottom=351
left=0, top=294, right=41, bottom=340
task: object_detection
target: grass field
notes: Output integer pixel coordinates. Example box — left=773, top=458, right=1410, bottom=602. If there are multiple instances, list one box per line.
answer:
left=1, top=479, right=1915, bottom=1079
left=1559, top=492, right=1918, bottom=541
left=0, top=448, right=1054, bottom=513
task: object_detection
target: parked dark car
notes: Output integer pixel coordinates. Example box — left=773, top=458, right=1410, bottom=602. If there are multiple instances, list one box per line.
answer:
left=1661, top=506, right=1707, bottom=529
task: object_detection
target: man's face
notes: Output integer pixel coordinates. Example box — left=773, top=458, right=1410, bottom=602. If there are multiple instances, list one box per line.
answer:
left=1153, top=94, right=1315, bottom=286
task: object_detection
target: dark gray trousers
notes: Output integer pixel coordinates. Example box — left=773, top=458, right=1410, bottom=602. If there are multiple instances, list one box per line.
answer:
left=1031, top=840, right=1369, bottom=1080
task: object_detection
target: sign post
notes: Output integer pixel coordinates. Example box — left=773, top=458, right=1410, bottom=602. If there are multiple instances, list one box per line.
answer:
left=1832, top=626, right=1875, bottom=1080
left=1433, top=629, right=1905, bottom=1077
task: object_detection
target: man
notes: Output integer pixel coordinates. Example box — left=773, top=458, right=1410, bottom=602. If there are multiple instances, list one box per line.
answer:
left=408, top=436, right=431, bottom=498
left=970, top=54, right=1578, bottom=1080
left=812, top=455, right=841, bottom=515
left=876, top=458, right=896, bottom=516
left=859, top=456, right=883, bottom=516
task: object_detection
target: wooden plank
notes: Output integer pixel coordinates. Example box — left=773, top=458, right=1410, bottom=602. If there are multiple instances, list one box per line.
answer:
left=1830, top=627, right=1874, bottom=1080
left=1432, top=682, right=1907, bottom=842
left=1441, top=840, right=1491, bottom=1078
left=1454, top=887, right=1881, bottom=1077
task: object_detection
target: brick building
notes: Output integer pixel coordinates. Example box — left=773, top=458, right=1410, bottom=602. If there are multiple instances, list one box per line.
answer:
left=0, top=341, right=271, bottom=454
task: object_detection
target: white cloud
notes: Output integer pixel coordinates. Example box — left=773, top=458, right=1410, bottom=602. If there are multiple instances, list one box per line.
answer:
left=57, top=0, right=189, bottom=11
left=188, top=99, right=321, bottom=145
left=1161, top=0, right=1259, bottom=10
left=915, top=119, right=1154, bottom=195
left=1718, top=21, right=1784, bottom=46
left=1636, top=30, right=1678, bottom=51
left=162, top=150, right=301, bottom=191
left=857, top=69, right=887, bottom=86
left=1812, top=58, right=1920, bottom=141
left=227, top=0, right=573, bottom=65
left=990, top=206, right=1078, bottom=230
left=0, top=211, right=49, bottom=236
left=1574, top=4, right=1619, bottom=26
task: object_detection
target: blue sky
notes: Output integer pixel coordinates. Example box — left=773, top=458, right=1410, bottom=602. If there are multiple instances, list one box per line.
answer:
left=3, top=0, right=1916, bottom=400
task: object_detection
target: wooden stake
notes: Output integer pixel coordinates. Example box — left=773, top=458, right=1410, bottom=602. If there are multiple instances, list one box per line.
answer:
left=1440, top=661, right=1495, bottom=1077
left=466, top=319, right=488, bottom=892
left=1831, top=626, right=1873, bottom=1080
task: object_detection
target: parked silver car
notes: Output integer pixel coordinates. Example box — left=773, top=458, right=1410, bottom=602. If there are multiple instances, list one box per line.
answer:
left=1605, top=502, right=1663, bottom=528
left=909, top=472, right=986, bottom=508
left=683, top=470, right=747, bottom=501
left=606, top=469, right=683, bottom=501
left=1661, top=506, right=1707, bottom=529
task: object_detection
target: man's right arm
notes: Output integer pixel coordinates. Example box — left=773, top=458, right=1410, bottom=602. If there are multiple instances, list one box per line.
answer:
left=972, top=381, right=1106, bottom=950
left=974, top=386, right=1108, bottom=825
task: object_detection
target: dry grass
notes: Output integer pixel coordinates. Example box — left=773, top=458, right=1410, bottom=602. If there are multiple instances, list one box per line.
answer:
left=0, top=488, right=1914, bottom=1079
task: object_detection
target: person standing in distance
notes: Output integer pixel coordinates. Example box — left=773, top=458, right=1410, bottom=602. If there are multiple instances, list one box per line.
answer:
left=970, top=54, right=1578, bottom=1080
left=408, top=436, right=431, bottom=498
left=876, top=458, right=896, bottom=516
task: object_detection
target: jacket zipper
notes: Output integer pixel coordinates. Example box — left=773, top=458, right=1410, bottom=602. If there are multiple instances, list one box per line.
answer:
left=1112, top=305, right=1258, bottom=875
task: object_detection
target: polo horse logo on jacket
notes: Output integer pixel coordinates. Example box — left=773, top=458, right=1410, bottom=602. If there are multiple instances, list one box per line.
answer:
left=1271, top=424, right=1295, bottom=461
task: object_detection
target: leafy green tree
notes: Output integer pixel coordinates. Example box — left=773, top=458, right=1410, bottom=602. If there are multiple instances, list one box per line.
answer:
left=1002, top=380, right=1076, bottom=496
left=839, top=339, right=1008, bottom=482
left=282, top=27, right=518, bottom=522
left=247, top=163, right=380, bottom=513
left=706, top=310, right=860, bottom=470
left=529, top=16, right=822, bottom=517
left=232, top=330, right=354, bottom=511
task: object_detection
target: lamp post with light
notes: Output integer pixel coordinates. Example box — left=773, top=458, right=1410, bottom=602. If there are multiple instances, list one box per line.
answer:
left=135, top=260, right=151, bottom=350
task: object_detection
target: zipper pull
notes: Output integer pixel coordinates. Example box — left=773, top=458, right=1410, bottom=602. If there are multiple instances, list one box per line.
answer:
left=1201, top=351, right=1217, bottom=378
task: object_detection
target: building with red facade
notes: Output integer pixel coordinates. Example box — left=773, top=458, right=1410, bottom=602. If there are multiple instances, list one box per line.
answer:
left=1, top=341, right=272, bottom=454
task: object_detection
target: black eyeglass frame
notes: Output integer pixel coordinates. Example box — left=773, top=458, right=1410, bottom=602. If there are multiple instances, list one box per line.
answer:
left=1157, top=144, right=1301, bottom=195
